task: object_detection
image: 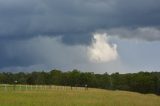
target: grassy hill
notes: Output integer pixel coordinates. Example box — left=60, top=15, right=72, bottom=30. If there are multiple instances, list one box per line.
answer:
left=0, top=85, right=160, bottom=106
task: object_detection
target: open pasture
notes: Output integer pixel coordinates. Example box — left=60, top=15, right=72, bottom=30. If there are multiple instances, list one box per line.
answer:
left=0, top=85, right=160, bottom=106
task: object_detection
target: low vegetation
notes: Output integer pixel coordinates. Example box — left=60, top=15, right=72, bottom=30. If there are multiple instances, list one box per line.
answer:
left=0, top=85, right=160, bottom=106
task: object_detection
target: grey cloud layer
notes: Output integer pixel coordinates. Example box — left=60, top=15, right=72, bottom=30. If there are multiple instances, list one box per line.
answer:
left=1, top=0, right=160, bottom=72
left=0, top=36, right=88, bottom=69
left=107, top=27, right=160, bottom=41
left=0, top=0, right=160, bottom=43
left=0, top=35, right=128, bottom=73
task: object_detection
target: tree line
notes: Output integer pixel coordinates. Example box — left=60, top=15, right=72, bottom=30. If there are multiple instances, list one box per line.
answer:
left=0, top=69, right=160, bottom=95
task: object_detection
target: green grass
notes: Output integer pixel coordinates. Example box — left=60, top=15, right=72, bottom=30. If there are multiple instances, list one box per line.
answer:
left=0, top=85, right=160, bottom=106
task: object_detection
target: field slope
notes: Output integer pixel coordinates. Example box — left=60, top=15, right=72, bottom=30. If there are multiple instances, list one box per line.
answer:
left=0, top=86, right=160, bottom=106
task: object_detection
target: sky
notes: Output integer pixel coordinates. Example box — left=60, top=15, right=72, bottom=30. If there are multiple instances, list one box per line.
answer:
left=0, top=0, right=160, bottom=73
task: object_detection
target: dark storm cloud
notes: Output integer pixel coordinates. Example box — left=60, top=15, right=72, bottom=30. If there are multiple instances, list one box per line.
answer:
left=0, top=0, right=160, bottom=68
left=106, top=27, right=160, bottom=41
left=0, top=36, right=88, bottom=70
left=0, top=39, right=40, bottom=68
left=0, top=0, right=160, bottom=44
left=1, top=0, right=160, bottom=72
left=61, top=34, right=92, bottom=45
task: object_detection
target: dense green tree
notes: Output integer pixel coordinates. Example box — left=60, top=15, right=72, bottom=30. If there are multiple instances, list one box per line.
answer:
left=0, top=70, right=160, bottom=95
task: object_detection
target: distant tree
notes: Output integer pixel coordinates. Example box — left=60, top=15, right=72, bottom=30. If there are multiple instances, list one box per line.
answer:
left=50, top=69, right=62, bottom=85
left=0, top=70, right=160, bottom=95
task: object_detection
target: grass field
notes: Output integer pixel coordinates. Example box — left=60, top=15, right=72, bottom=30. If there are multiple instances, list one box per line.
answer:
left=0, top=85, right=160, bottom=106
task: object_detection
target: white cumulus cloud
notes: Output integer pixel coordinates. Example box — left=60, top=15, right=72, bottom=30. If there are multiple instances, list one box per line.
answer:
left=88, top=33, right=118, bottom=63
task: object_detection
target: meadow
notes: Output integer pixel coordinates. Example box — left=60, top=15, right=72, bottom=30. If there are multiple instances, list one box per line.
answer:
left=0, top=85, right=160, bottom=106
